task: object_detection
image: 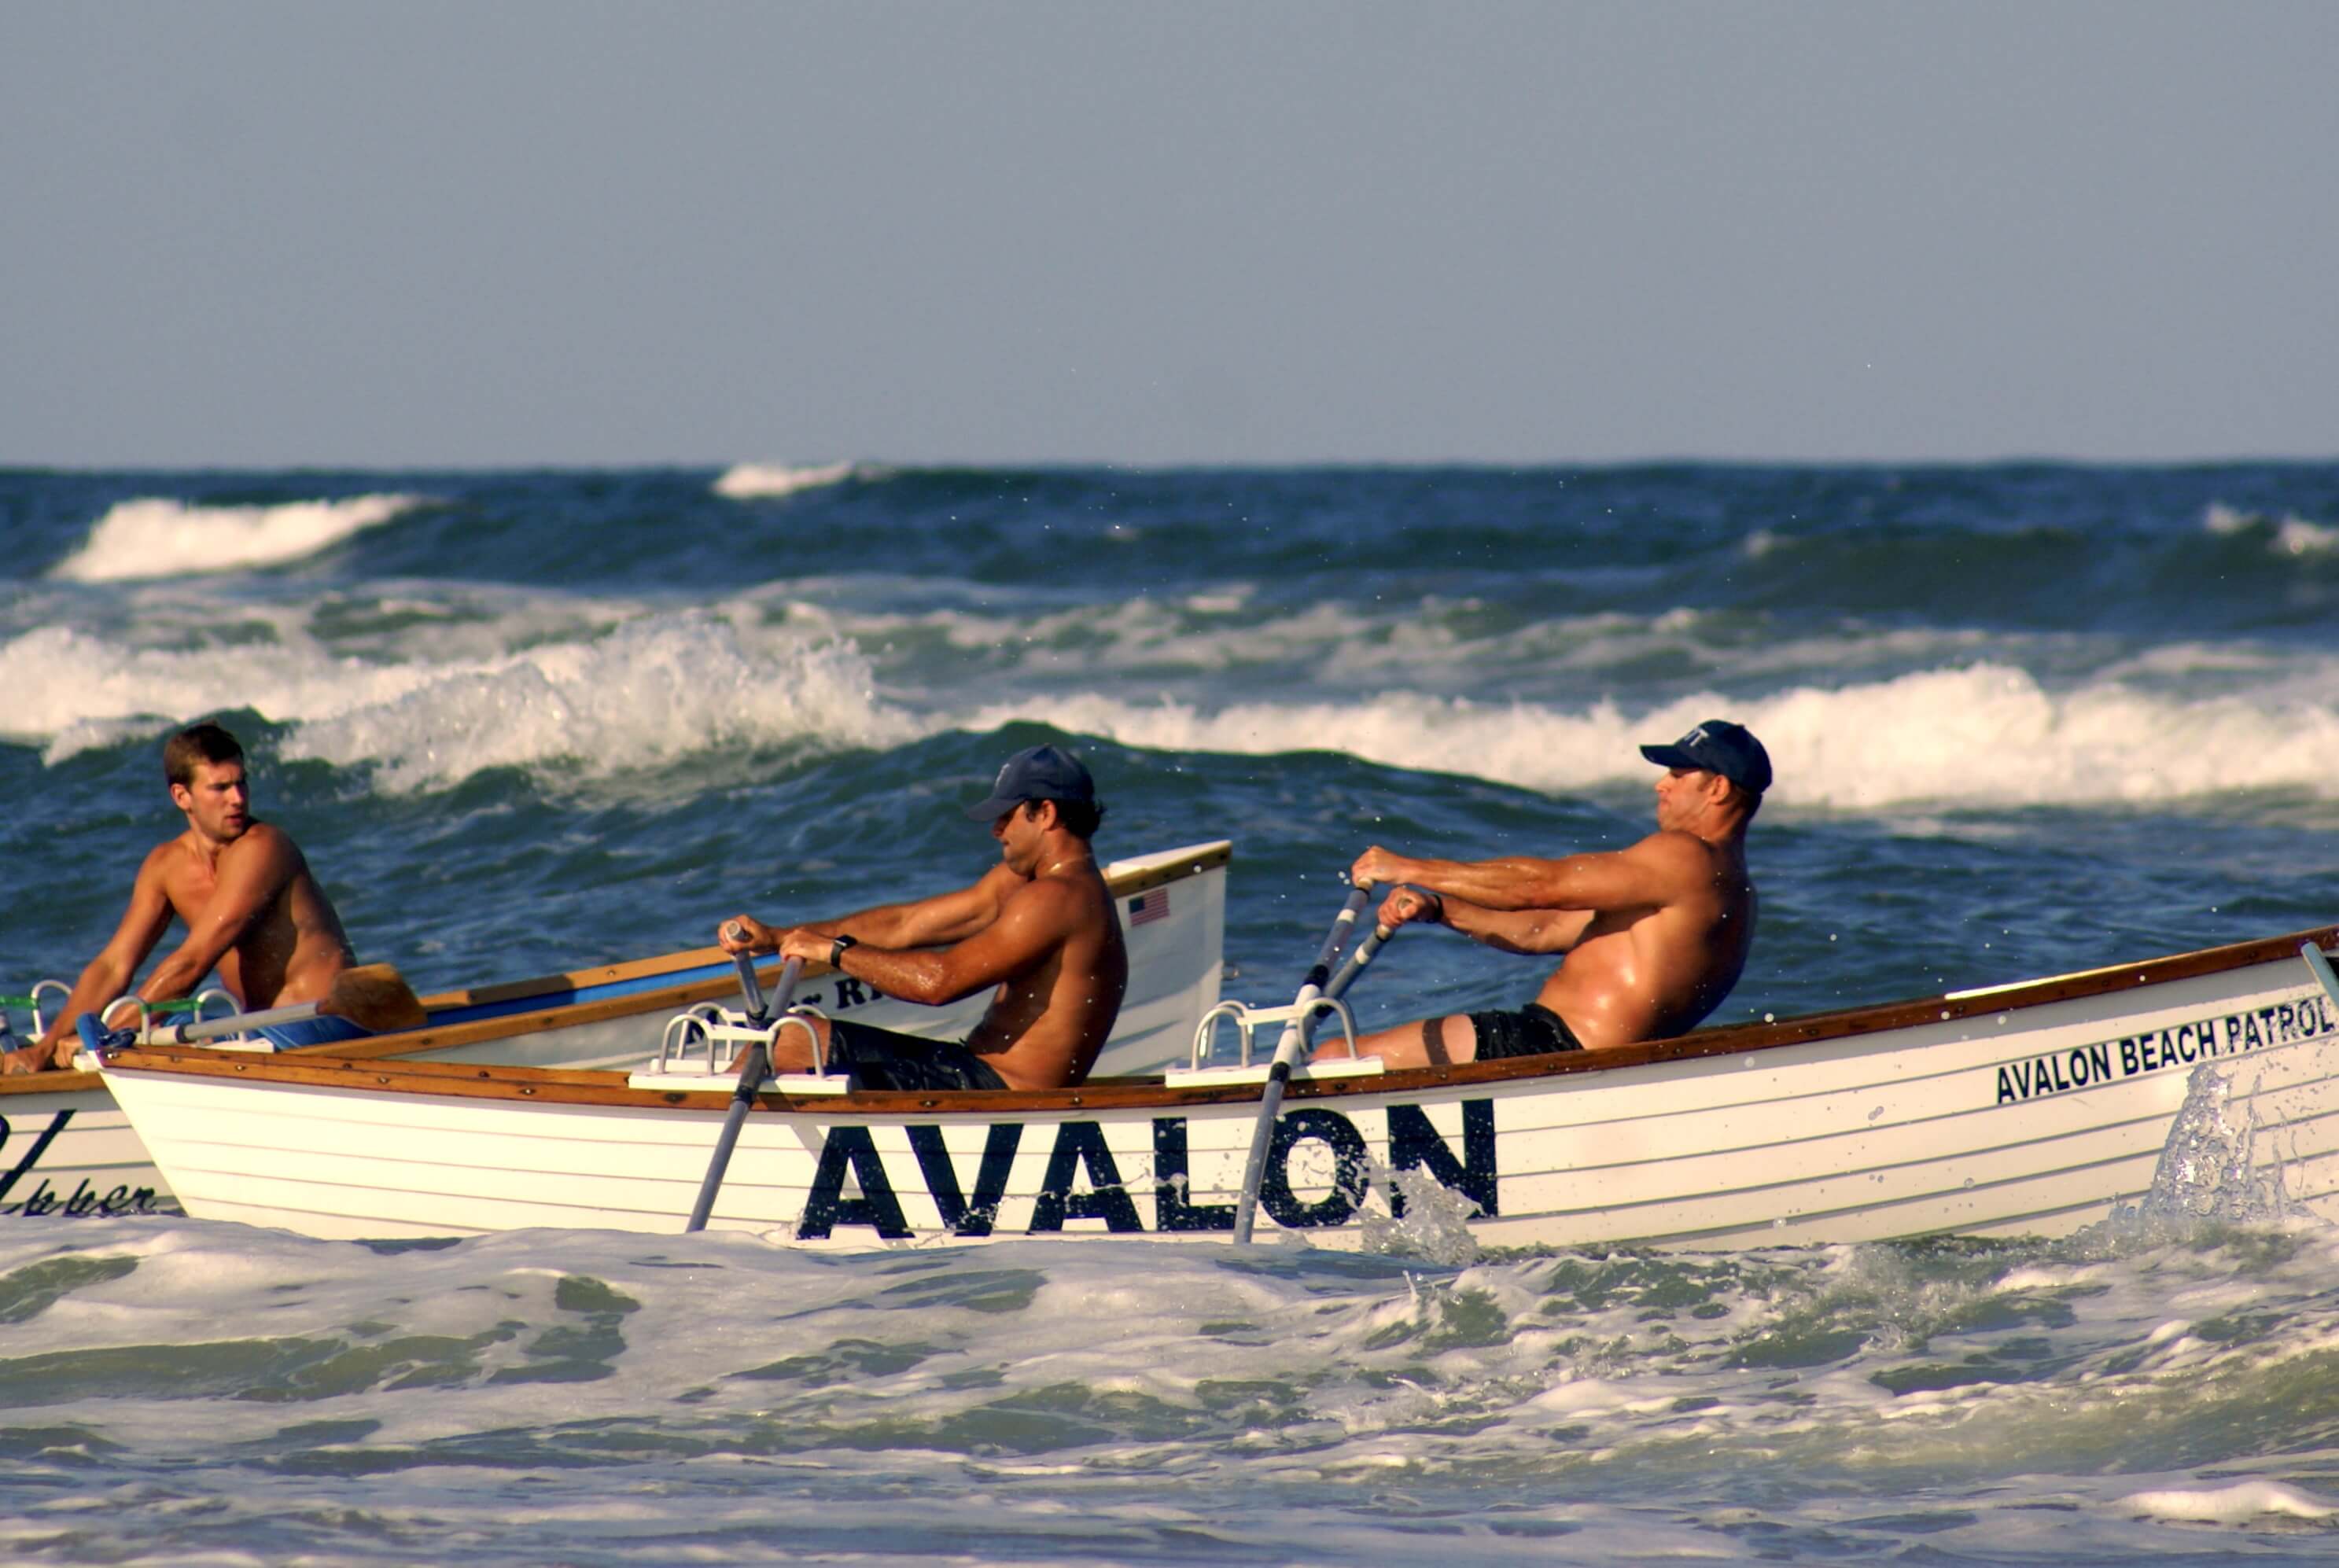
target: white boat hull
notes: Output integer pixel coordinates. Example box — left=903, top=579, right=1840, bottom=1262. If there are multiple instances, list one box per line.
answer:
left=95, top=928, right=2339, bottom=1249
left=4, top=841, right=1228, bottom=1218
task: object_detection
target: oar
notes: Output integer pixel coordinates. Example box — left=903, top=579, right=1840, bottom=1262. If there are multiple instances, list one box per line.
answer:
left=1232, top=884, right=1374, bottom=1243
left=157, top=963, right=426, bottom=1043
left=1321, top=911, right=1397, bottom=1013
left=685, top=934, right=804, bottom=1234
left=2304, top=940, right=2339, bottom=1014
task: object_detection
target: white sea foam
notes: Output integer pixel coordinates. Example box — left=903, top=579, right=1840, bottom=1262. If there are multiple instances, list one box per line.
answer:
left=5, top=613, right=915, bottom=790
left=14, top=587, right=2339, bottom=809
left=2205, top=502, right=2256, bottom=536
left=2119, top=1478, right=2339, bottom=1520
left=769, top=591, right=2035, bottom=689
left=2275, top=516, right=2339, bottom=556
left=6, top=1215, right=2339, bottom=1564
left=711, top=461, right=860, bottom=500
left=3, top=624, right=445, bottom=759
left=282, top=615, right=917, bottom=791
left=2203, top=501, right=2339, bottom=557
left=960, top=660, right=2339, bottom=810
left=48, top=494, right=427, bottom=582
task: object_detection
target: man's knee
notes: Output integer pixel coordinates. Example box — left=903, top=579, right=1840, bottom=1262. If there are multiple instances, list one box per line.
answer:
left=1421, top=1016, right=1451, bottom=1066
left=777, top=1014, right=831, bottom=1069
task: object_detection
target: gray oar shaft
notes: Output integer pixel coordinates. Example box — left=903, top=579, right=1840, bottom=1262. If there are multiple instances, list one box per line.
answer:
left=733, top=951, right=772, bottom=1026
left=2304, top=941, right=2339, bottom=1014
left=171, top=999, right=323, bottom=1043
left=1232, top=885, right=1375, bottom=1243
left=686, top=955, right=803, bottom=1234
left=1322, top=922, right=1393, bottom=1007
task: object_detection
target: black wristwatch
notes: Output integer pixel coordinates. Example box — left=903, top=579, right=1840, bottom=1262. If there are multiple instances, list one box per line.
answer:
left=829, top=934, right=858, bottom=970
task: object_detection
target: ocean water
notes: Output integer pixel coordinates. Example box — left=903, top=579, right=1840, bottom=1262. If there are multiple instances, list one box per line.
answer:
left=4, top=462, right=2339, bottom=1562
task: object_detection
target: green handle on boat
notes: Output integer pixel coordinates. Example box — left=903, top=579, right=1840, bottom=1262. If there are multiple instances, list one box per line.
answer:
left=0, top=995, right=35, bottom=1007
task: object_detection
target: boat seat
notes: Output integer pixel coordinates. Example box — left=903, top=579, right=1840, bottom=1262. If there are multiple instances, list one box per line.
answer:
left=1167, top=992, right=1385, bottom=1085
left=1160, top=1055, right=1385, bottom=1088
left=631, top=1003, right=850, bottom=1092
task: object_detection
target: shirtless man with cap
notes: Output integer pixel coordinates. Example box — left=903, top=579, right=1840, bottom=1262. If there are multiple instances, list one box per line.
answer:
left=5, top=722, right=359, bottom=1074
left=717, top=744, right=1129, bottom=1092
left=1317, top=720, right=1770, bottom=1067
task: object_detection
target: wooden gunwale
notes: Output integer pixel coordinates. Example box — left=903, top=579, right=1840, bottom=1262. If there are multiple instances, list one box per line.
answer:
left=1, top=1069, right=100, bottom=1096
left=410, top=844, right=1229, bottom=1012
left=100, top=922, right=2339, bottom=1115
left=7, top=843, right=1236, bottom=1086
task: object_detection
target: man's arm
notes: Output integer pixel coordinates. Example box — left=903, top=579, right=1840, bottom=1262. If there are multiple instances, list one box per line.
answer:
left=136, top=826, right=304, bottom=1002
left=1354, top=837, right=1693, bottom=918
left=1437, top=896, right=1598, bottom=955
left=18, top=852, right=179, bottom=1063
left=1368, top=881, right=1595, bottom=956
left=719, top=864, right=1019, bottom=958
left=773, top=878, right=1077, bottom=1007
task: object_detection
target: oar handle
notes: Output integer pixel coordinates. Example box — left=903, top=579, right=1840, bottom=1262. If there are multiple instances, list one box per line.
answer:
left=734, top=956, right=769, bottom=1025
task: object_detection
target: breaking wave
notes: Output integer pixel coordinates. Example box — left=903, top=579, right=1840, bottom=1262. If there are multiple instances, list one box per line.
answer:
left=6, top=615, right=916, bottom=793
left=47, top=495, right=428, bottom=582
left=10, top=589, right=2338, bottom=808
left=2204, top=500, right=2339, bottom=558
left=962, top=660, right=2339, bottom=812
left=712, top=462, right=861, bottom=500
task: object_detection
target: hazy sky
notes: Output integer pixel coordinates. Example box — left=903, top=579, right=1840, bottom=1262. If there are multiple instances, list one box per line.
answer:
left=5, top=2, right=2333, bottom=467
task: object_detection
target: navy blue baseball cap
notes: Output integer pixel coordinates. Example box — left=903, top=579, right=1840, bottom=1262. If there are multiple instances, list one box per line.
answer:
left=1640, top=720, right=1773, bottom=795
left=963, top=745, right=1098, bottom=820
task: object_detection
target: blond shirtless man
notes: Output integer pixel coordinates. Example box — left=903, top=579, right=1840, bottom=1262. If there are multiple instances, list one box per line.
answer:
left=1318, top=720, right=1769, bottom=1068
left=717, top=745, right=1128, bottom=1093
left=5, top=722, right=358, bottom=1074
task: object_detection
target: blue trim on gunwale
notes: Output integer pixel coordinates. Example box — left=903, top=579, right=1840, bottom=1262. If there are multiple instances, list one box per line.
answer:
left=419, top=955, right=745, bottom=1031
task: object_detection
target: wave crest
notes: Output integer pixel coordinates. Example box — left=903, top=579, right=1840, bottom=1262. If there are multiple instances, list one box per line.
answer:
left=712, top=462, right=860, bottom=500
left=48, top=495, right=427, bottom=582
left=282, top=616, right=916, bottom=791
left=963, top=661, right=2339, bottom=811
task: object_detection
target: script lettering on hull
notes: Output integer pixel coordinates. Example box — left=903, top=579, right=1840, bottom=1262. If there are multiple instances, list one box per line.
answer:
left=794, top=1099, right=1498, bottom=1241
left=0, top=1110, right=161, bottom=1218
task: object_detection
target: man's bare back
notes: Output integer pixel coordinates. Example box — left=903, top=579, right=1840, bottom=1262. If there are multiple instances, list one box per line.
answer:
left=1526, top=827, right=1755, bottom=1048
left=717, top=745, right=1127, bottom=1092
left=952, top=860, right=1129, bottom=1085
left=1320, top=720, right=1770, bottom=1071
left=6, top=723, right=355, bottom=1074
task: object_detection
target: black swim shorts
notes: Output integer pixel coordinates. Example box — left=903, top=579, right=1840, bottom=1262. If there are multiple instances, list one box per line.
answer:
left=1466, top=1002, right=1586, bottom=1060
left=823, top=1018, right=1010, bottom=1092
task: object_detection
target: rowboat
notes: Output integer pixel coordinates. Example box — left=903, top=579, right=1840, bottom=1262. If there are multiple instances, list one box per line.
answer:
left=88, top=921, right=2339, bottom=1248
left=0, top=841, right=1229, bottom=1218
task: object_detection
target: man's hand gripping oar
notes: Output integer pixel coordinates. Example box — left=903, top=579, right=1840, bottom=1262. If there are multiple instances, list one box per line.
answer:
left=686, top=926, right=804, bottom=1234
left=1232, top=881, right=1398, bottom=1244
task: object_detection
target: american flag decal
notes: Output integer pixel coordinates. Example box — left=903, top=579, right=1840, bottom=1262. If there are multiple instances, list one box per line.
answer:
left=1127, top=887, right=1170, bottom=926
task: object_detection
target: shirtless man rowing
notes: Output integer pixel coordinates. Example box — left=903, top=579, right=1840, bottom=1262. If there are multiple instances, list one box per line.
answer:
left=1317, top=720, right=1770, bottom=1069
left=717, top=745, right=1128, bottom=1092
left=5, top=722, right=358, bottom=1074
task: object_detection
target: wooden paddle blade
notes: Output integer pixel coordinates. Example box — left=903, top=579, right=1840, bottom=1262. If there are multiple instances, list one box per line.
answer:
left=319, top=963, right=428, bottom=1033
